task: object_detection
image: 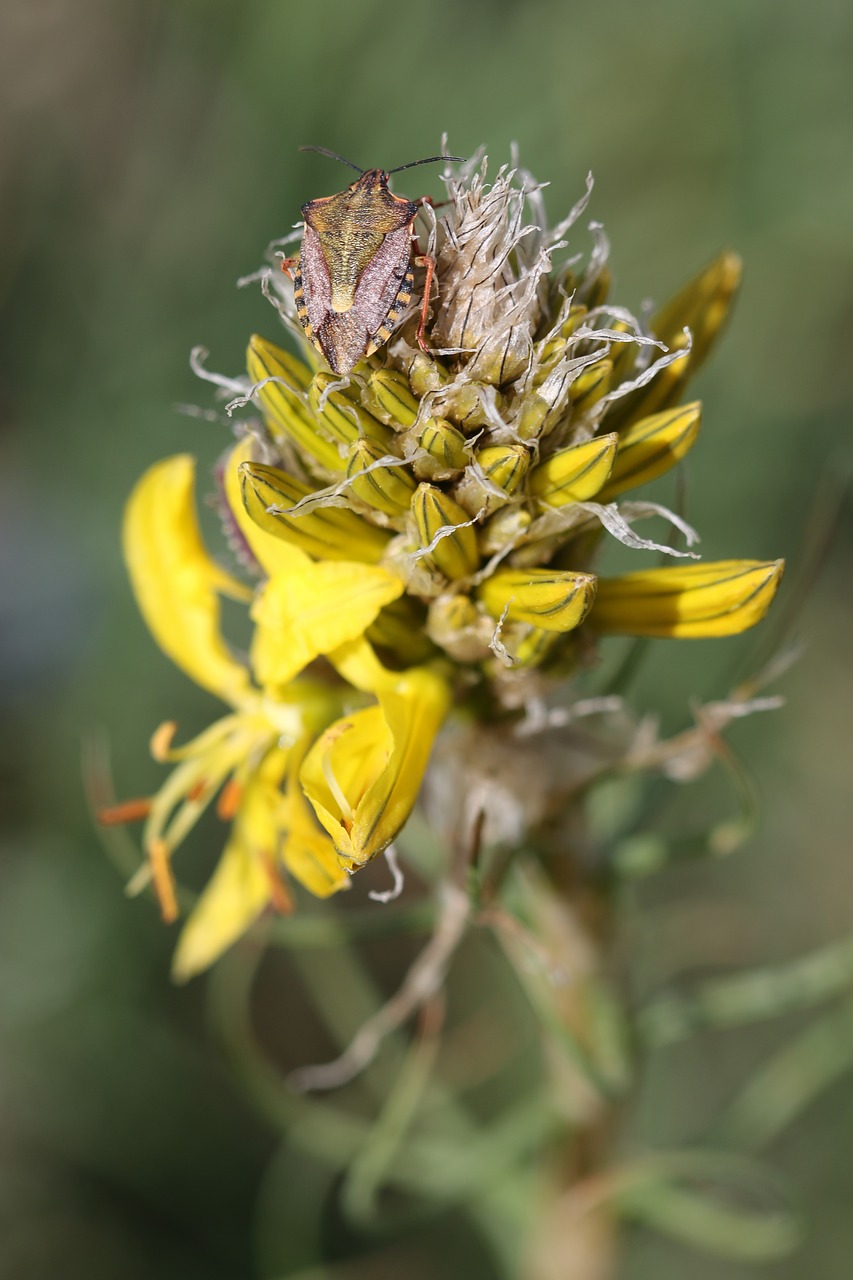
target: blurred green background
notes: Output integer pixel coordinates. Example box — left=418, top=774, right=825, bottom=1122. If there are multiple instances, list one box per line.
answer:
left=1, top=1, right=852, bottom=1277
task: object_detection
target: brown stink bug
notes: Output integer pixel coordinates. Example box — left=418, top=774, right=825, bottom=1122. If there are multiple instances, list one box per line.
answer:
left=281, top=147, right=464, bottom=376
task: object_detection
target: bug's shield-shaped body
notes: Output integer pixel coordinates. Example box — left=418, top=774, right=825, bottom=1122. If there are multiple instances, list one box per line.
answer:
left=294, top=171, right=417, bottom=375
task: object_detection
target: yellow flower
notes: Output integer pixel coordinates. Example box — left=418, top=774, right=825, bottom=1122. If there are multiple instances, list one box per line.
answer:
left=113, top=151, right=784, bottom=977
left=112, top=451, right=450, bottom=979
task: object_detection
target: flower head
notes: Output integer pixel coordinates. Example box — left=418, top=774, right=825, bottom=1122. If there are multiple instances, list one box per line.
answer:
left=109, top=148, right=782, bottom=977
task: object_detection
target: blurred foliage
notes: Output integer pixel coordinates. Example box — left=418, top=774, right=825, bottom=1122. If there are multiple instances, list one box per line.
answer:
left=1, top=0, right=851, bottom=1277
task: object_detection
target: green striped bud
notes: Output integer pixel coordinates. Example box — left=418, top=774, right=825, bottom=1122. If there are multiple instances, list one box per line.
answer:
left=239, top=461, right=389, bottom=563
left=346, top=439, right=416, bottom=518
left=368, top=369, right=420, bottom=429
left=412, top=418, right=468, bottom=482
left=310, top=372, right=392, bottom=448
left=529, top=434, right=617, bottom=507
left=477, top=567, right=597, bottom=633
left=247, top=336, right=343, bottom=473
left=456, top=444, right=531, bottom=516
left=599, top=403, right=701, bottom=500
left=412, top=483, right=479, bottom=581
left=651, top=251, right=742, bottom=372
left=571, top=358, right=613, bottom=414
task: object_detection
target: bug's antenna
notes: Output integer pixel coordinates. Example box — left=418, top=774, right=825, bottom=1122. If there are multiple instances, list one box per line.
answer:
left=387, top=155, right=467, bottom=175
left=299, top=145, right=365, bottom=174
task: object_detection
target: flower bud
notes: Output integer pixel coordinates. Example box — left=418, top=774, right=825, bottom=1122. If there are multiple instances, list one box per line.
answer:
left=412, top=419, right=468, bottom=482
left=529, top=435, right=618, bottom=507
left=247, top=336, right=343, bottom=472
left=368, top=368, right=420, bottom=429
left=346, top=439, right=416, bottom=518
left=477, top=568, right=597, bottom=633
left=599, top=403, right=701, bottom=500
left=239, top=461, right=389, bottom=562
left=589, top=559, right=784, bottom=638
left=412, top=483, right=479, bottom=581
left=310, top=371, right=391, bottom=448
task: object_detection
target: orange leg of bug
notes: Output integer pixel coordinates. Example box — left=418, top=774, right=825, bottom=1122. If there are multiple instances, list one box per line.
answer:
left=279, top=255, right=297, bottom=281
left=414, top=253, right=436, bottom=355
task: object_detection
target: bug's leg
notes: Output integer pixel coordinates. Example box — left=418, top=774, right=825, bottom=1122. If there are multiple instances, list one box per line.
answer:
left=279, top=256, right=297, bottom=281
left=415, top=195, right=452, bottom=211
left=414, top=253, right=436, bottom=355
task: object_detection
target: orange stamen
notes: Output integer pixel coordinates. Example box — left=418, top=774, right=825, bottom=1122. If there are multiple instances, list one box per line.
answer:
left=97, top=797, right=152, bottom=826
left=148, top=838, right=179, bottom=924
left=186, top=779, right=208, bottom=803
left=216, top=777, right=243, bottom=821
left=261, top=850, right=295, bottom=916
left=150, top=720, right=178, bottom=762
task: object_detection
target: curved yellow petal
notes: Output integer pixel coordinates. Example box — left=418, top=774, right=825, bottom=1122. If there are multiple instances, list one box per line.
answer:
left=251, top=561, right=404, bottom=688
left=300, top=667, right=451, bottom=867
left=589, top=560, right=784, bottom=638
left=223, top=439, right=310, bottom=579
left=123, top=455, right=252, bottom=702
left=282, top=739, right=350, bottom=897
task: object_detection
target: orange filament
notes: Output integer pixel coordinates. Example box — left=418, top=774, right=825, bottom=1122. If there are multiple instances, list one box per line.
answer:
left=148, top=838, right=179, bottom=924
left=216, top=777, right=243, bottom=821
left=97, top=797, right=152, bottom=826
left=261, top=850, right=295, bottom=916
left=150, top=720, right=178, bottom=762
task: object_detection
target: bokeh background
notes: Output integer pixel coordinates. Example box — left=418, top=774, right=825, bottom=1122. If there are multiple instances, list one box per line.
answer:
left=1, top=1, right=852, bottom=1277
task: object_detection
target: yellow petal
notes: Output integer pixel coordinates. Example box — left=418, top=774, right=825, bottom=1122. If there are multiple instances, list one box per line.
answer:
left=171, top=747, right=290, bottom=981
left=300, top=667, right=451, bottom=867
left=224, top=439, right=310, bottom=579
left=123, top=455, right=252, bottom=702
left=589, top=560, right=784, bottom=638
left=282, top=739, right=351, bottom=897
left=251, top=561, right=404, bottom=688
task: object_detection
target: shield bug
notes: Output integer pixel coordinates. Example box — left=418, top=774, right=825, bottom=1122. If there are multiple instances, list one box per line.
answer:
left=281, top=147, right=464, bottom=376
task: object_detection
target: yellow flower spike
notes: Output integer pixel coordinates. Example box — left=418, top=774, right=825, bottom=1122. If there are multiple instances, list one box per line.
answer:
left=412, top=483, right=480, bottom=581
left=368, top=368, right=420, bottom=429
left=123, top=455, right=253, bottom=702
left=589, top=559, right=784, bottom=638
left=598, top=403, right=702, bottom=500
left=171, top=746, right=292, bottom=983
left=477, top=568, right=598, bottom=633
left=529, top=435, right=618, bottom=507
left=310, top=371, right=393, bottom=448
left=346, top=438, right=417, bottom=518
left=250, top=560, right=404, bottom=689
left=247, top=335, right=345, bottom=473
left=300, top=666, right=452, bottom=867
left=239, top=461, right=390, bottom=563
left=652, top=251, right=743, bottom=373
left=224, top=440, right=309, bottom=579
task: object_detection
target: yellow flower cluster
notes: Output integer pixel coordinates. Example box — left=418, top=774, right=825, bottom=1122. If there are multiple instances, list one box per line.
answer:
left=111, top=157, right=782, bottom=979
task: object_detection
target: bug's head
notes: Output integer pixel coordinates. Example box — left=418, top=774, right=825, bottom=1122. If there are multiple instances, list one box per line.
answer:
left=299, top=146, right=466, bottom=194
